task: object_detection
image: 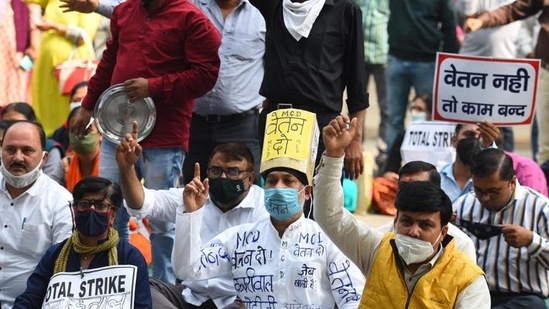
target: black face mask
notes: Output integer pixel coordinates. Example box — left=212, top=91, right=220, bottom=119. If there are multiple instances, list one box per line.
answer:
left=456, top=136, right=482, bottom=166
left=75, top=209, right=110, bottom=237
left=208, top=178, right=247, bottom=206
left=457, top=219, right=503, bottom=240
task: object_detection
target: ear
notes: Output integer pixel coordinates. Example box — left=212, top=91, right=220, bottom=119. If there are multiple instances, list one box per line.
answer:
left=441, top=224, right=449, bottom=239
left=451, top=135, right=458, bottom=148
left=40, top=151, right=49, bottom=169
left=303, top=185, right=312, bottom=201
left=248, top=171, right=255, bottom=185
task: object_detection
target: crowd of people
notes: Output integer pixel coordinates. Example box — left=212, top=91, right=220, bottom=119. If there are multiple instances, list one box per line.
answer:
left=1, top=0, right=549, bottom=308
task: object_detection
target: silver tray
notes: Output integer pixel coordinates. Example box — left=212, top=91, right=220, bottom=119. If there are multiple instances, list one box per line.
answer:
left=94, top=84, right=156, bottom=143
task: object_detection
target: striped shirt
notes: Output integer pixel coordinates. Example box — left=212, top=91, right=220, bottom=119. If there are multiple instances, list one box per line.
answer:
left=354, top=0, right=389, bottom=64
left=453, top=182, right=549, bottom=297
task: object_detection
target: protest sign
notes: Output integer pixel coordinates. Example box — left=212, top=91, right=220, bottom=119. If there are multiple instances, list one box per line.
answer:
left=401, top=121, right=456, bottom=167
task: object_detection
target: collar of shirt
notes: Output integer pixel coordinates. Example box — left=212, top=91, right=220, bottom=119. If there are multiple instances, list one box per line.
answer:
left=0, top=171, right=45, bottom=198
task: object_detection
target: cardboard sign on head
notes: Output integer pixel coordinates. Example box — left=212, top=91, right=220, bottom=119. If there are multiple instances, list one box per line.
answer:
left=260, top=109, right=319, bottom=185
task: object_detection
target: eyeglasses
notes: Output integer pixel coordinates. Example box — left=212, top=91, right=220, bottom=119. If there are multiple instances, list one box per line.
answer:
left=207, top=166, right=249, bottom=179
left=474, top=183, right=509, bottom=200
left=74, top=199, right=113, bottom=213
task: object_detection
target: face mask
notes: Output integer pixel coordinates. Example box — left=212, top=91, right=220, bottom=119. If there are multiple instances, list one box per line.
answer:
left=0, top=156, right=43, bottom=188
left=69, top=101, right=82, bottom=111
left=75, top=209, right=111, bottom=237
left=264, top=187, right=305, bottom=221
left=410, top=111, right=427, bottom=123
left=208, top=178, right=247, bottom=205
left=69, top=132, right=99, bottom=154
left=394, top=232, right=442, bottom=265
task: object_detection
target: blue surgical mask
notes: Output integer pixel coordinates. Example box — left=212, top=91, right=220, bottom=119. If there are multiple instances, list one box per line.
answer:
left=75, top=209, right=110, bottom=237
left=264, top=187, right=305, bottom=221
left=410, top=111, right=427, bottom=123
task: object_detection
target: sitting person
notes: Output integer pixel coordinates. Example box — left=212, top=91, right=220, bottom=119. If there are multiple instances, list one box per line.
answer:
left=1, top=102, right=65, bottom=185
left=63, top=106, right=101, bottom=192
left=314, top=115, right=490, bottom=308
left=13, top=176, right=152, bottom=308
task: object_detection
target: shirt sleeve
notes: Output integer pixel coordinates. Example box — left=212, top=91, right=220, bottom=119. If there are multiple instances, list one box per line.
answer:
left=172, top=207, right=204, bottom=280
left=454, top=275, right=491, bottom=309
left=343, top=2, right=369, bottom=114
left=478, top=0, right=543, bottom=28
left=96, top=0, right=124, bottom=18
left=313, top=154, right=383, bottom=276
left=125, top=187, right=180, bottom=223
left=325, top=243, right=365, bottom=308
left=146, top=12, right=221, bottom=104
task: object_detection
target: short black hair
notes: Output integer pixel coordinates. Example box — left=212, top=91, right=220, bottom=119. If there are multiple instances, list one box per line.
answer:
left=398, top=161, right=441, bottom=187
left=412, top=92, right=432, bottom=112
left=456, top=136, right=482, bottom=166
left=73, top=176, right=123, bottom=210
left=395, top=181, right=452, bottom=226
left=3, top=120, right=46, bottom=150
left=208, top=141, right=255, bottom=171
left=470, top=148, right=515, bottom=181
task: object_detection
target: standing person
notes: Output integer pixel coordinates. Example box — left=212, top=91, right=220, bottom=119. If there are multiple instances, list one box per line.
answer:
left=0, top=121, right=73, bottom=308
left=251, top=0, right=369, bottom=180
left=13, top=176, right=152, bottom=308
left=70, top=0, right=222, bottom=285
left=357, top=0, right=390, bottom=171
left=26, top=0, right=101, bottom=136
left=0, top=0, right=39, bottom=106
left=385, top=0, right=460, bottom=154
left=180, top=0, right=266, bottom=185
left=453, top=148, right=549, bottom=308
left=314, top=115, right=490, bottom=308
left=463, top=1, right=549, bottom=183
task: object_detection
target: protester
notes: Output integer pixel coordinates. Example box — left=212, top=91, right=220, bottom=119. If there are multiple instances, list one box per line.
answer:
left=1, top=102, right=66, bottom=186
left=377, top=160, right=477, bottom=261
left=116, top=123, right=268, bottom=307
left=439, top=122, right=499, bottom=202
left=0, top=121, right=73, bottom=307
left=63, top=106, right=101, bottom=192
left=453, top=148, right=549, bottom=308
left=462, top=0, right=549, bottom=183
left=13, top=176, right=152, bottom=308
left=181, top=157, right=365, bottom=308
left=69, top=0, right=222, bottom=284
left=314, top=115, right=490, bottom=308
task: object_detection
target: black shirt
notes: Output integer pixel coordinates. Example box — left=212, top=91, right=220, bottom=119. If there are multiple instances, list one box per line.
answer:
left=250, top=0, right=369, bottom=114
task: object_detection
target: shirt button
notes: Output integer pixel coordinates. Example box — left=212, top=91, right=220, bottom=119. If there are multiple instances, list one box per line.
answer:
left=3, top=225, right=6, bottom=228
left=10, top=203, right=13, bottom=206
left=1, top=247, right=3, bottom=250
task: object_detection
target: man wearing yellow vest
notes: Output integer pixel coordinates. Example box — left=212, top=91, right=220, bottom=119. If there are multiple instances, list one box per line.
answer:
left=313, top=115, right=491, bottom=308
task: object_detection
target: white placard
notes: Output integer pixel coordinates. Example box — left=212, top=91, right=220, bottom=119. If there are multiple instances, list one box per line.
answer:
left=401, top=121, right=456, bottom=168
left=42, top=265, right=137, bottom=309
left=433, top=52, right=539, bottom=125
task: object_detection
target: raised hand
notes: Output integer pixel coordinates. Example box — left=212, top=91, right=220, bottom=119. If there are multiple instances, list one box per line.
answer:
left=115, top=121, right=142, bottom=171
left=477, top=121, right=499, bottom=148
left=322, top=115, right=359, bottom=158
left=70, top=107, right=93, bottom=139
left=183, top=163, right=209, bottom=213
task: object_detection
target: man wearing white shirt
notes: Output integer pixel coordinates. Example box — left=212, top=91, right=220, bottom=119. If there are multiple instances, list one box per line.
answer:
left=116, top=126, right=268, bottom=307
left=0, top=121, right=73, bottom=308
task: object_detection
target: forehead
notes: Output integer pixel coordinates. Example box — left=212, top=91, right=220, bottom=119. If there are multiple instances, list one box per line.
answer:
left=3, top=123, right=41, bottom=147
left=398, top=210, right=441, bottom=224
left=72, top=87, right=88, bottom=100
left=472, top=172, right=503, bottom=187
left=209, top=152, right=247, bottom=166
left=266, top=170, right=297, bottom=180
left=399, top=171, right=430, bottom=183
left=78, top=191, right=107, bottom=200
left=457, top=124, right=478, bottom=136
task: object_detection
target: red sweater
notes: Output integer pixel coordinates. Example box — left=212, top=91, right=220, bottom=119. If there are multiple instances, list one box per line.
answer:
left=82, top=0, right=221, bottom=150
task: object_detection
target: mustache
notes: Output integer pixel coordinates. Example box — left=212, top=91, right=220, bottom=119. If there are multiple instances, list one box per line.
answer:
left=9, top=162, right=27, bottom=170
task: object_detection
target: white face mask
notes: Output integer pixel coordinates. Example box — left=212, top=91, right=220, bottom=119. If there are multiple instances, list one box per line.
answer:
left=394, top=232, right=442, bottom=265
left=0, top=156, right=43, bottom=188
left=69, top=101, right=82, bottom=111
left=410, top=111, right=427, bottom=123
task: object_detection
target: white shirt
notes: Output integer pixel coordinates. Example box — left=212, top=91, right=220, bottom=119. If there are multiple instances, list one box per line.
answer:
left=182, top=216, right=365, bottom=308
left=125, top=185, right=269, bottom=279
left=313, top=155, right=491, bottom=309
left=378, top=221, right=477, bottom=262
left=0, top=172, right=73, bottom=308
